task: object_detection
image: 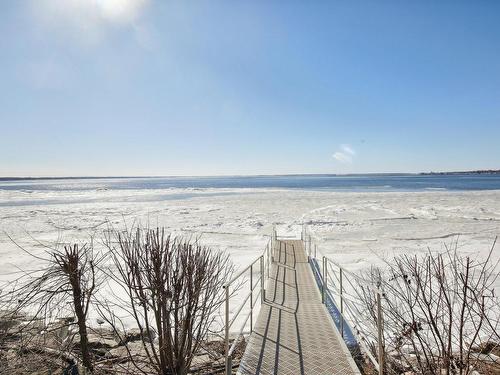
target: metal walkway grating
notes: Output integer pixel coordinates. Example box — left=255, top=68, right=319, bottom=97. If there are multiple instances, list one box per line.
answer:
left=237, top=240, right=360, bottom=375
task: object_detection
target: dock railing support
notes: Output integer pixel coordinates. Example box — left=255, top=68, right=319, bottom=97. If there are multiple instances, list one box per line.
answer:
left=308, top=235, right=312, bottom=261
left=266, top=242, right=270, bottom=278
left=260, top=255, right=265, bottom=303
left=340, top=267, right=344, bottom=338
left=250, top=264, right=253, bottom=332
left=322, top=256, right=327, bottom=304
left=224, top=285, right=230, bottom=375
left=303, top=224, right=386, bottom=374
left=377, top=291, right=384, bottom=375
left=223, top=229, right=273, bottom=375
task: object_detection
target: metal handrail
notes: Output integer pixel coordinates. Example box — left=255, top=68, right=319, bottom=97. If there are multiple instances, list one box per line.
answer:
left=225, top=255, right=262, bottom=287
left=223, top=227, right=276, bottom=374
left=228, top=287, right=262, bottom=357
left=302, top=223, right=385, bottom=375
left=324, top=271, right=381, bottom=371
left=325, top=257, right=382, bottom=294
left=326, top=265, right=382, bottom=371
left=227, top=275, right=262, bottom=329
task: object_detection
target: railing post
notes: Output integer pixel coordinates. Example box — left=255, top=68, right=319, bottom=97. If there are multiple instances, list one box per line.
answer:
left=260, top=255, right=265, bottom=303
left=340, top=268, right=344, bottom=338
left=250, top=264, right=253, bottom=333
left=322, top=257, right=326, bottom=304
left=314, top=244, right=317, bottom=259
left=377, top=291, right=384, bottom=375
left=301, top=228, right=305, bottom=259
left=270, top=236, right=274, bottom=263
left=224, top=285, right=230, bottom=375
left=266, top=242, right=270, bottom=278
left=307, top=235, right=311, bottom=262
left=269, top=242, right=271, bottom=277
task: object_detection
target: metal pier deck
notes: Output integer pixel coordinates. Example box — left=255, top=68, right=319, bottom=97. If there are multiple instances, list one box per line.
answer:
left=237, top=239, right=360, bottom=375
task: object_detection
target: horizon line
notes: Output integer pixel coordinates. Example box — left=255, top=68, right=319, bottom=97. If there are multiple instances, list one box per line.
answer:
left=1, top=169, right=499, bottom=181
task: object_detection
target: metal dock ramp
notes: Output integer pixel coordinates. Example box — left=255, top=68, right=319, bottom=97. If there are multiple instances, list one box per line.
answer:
left=235, top=239, right=360, bottom=375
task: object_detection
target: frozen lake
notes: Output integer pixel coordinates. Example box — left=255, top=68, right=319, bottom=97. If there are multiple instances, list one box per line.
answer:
left=1, top=176, right=499, bottom=329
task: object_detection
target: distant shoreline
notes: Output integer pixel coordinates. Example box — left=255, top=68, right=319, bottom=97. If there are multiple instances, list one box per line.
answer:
left=418, top=169, right=500, bottom=176
left=1, top=170, right=499, bottom=182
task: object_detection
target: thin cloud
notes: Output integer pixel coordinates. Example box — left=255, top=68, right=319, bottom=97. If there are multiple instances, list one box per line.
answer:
left=332, top=144, right=356, bottom=163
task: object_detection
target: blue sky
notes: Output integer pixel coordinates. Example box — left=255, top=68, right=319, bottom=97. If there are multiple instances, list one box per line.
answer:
left=1, top=1, right=499, bottom=176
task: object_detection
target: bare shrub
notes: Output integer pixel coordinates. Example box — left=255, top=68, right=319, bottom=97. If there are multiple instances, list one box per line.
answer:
left=102, top=226, right=233, bottom=375
left=360, top=239, right=500, bottom=375
left=0, top=239, right=104, bottom=372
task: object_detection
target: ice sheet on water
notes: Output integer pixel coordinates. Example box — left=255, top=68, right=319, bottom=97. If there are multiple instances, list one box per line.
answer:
left=1, top=187, right=499, bottom=330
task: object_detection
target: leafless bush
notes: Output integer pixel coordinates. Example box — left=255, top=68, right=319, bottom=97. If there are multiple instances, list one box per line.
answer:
left=102, top=226, right=233, bottom=375
left=360, top=239, right=500, bottom=375
left=0, top=239, right=104, bottom=372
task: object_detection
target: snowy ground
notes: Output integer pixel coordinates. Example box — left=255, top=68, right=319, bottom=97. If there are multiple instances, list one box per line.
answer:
left=1, top=187, right=499, bottom=330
